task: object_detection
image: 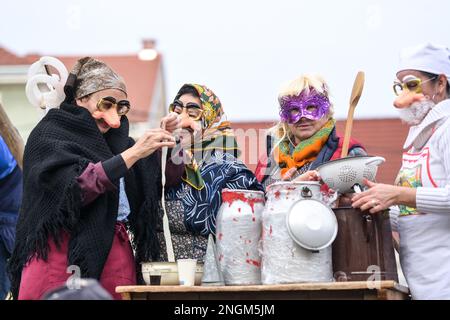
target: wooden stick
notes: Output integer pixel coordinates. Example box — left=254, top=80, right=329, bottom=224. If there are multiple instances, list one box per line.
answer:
left=341, top=72, right=365, bottom=158
left=0, top=102, right=25, bottom=170
left=340, top=105, right=356, bottom=158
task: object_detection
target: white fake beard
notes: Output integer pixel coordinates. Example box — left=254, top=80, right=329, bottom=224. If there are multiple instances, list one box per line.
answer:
left=397, top=99, right=435, bottom=126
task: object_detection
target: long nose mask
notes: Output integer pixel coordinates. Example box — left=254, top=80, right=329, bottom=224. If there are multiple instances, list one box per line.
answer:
left=393, top=90, right=425, bottom=109
left=92, top=109, right=121, bottom=128
left=180, top=114, right=201, bottom=132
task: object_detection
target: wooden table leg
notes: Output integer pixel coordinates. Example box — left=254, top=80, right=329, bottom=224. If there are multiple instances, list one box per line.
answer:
left=377, top=288, right=409, bottom=300
left=121, top=292, right=132, bottom=300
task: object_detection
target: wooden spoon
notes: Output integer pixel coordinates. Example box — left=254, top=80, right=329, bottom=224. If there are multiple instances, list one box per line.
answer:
left=340, top=71, right=365, bottom=158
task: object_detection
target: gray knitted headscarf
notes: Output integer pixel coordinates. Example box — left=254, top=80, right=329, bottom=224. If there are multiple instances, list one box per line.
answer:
left=69, top=57, right=127, bottom=99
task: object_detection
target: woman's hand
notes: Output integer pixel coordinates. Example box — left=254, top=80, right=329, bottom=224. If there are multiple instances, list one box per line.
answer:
left=160, top=112, right=181, bottom=133
left=351, top=179, right=416, bottom=213
left=121, top=128, right=176, bottom=168
left=292, top=170, right=320, bottom=182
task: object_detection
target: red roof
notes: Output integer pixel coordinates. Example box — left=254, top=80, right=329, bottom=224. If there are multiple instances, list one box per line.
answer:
left=0, top=44, right=162, bottom=123
left=0, top=46, right=34, bottom=65
left=232, top=119, right=409, bottom=184
left=54, top=55, right=162, bottom=123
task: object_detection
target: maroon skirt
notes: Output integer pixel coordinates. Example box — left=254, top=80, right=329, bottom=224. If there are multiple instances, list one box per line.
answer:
left=18, top=222, right=136, bottom=300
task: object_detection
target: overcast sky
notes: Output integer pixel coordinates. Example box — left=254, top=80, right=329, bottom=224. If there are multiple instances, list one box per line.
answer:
left=1, top=0, right=449, bottom=121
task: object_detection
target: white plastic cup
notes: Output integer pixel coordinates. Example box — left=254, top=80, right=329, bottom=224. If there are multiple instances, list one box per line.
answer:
left=177, top=259, right=197, bottom=286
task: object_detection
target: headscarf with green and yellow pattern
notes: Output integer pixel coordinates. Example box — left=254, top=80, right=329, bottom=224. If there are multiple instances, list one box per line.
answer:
left=174, top=84, right=240, bottom=189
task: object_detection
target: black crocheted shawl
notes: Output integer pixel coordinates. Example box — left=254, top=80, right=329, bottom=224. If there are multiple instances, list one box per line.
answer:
left=8, top=102, right=161, bottom=299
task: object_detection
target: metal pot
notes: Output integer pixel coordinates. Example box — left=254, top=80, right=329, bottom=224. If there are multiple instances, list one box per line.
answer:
left=332, top=207, right=398, bottom=282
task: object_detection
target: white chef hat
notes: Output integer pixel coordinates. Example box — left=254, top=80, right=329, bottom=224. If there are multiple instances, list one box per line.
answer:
left=397, top=43, right=450, bottom=83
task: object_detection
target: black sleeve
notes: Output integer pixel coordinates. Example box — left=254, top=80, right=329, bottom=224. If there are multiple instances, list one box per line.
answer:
left=102, top=154, right=128, bottom=182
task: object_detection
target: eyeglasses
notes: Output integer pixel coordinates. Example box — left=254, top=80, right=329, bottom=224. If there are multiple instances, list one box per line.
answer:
left=169, top=100, right=203, bottom=121
left=393, top=76, right=437, bottom=96
left=96, top=96, right=131, bottom=116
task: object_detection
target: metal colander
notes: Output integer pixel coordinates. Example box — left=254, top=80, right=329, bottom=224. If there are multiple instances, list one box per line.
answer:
left=363, top=165, right=377, bottom=181
left=338, top=165, right=358, bottom=183
left=316, top=156, right=385, bottom=193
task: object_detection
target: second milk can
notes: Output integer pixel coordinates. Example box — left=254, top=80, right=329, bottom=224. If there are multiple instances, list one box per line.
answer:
left=261, top=181, right=334, bottom=284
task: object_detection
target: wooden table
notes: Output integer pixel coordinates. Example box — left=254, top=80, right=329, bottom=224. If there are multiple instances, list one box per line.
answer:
left=116, top=281, right=410, bottom=300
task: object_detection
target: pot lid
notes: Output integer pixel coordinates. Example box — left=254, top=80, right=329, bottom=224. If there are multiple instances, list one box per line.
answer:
left=286, top=199, right=338, bottom=251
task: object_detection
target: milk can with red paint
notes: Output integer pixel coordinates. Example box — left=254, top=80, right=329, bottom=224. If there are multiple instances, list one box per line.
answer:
left=215, top=189, right=265, bottom=285
left=261, top=181, right=334, bottom=284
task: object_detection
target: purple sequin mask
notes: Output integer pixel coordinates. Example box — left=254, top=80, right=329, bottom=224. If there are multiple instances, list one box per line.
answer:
left=279, top=89, right=331, bottom=123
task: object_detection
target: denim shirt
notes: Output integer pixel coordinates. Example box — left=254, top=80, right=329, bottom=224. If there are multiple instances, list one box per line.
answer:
left=117, top=177, right=131, bottom=222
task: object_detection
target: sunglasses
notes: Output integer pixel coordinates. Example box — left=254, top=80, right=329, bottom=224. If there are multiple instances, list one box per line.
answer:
left=169, top=100, right=203, bottom=121
left=96, top=96, right=131, bottom=116
left=393, top=76, right=437, bottom=96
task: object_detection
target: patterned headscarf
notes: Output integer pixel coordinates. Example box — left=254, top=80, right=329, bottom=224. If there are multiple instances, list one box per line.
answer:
left=65, top=57, right=127, bottom=100
left=175, top=84, right=239, bottom=189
